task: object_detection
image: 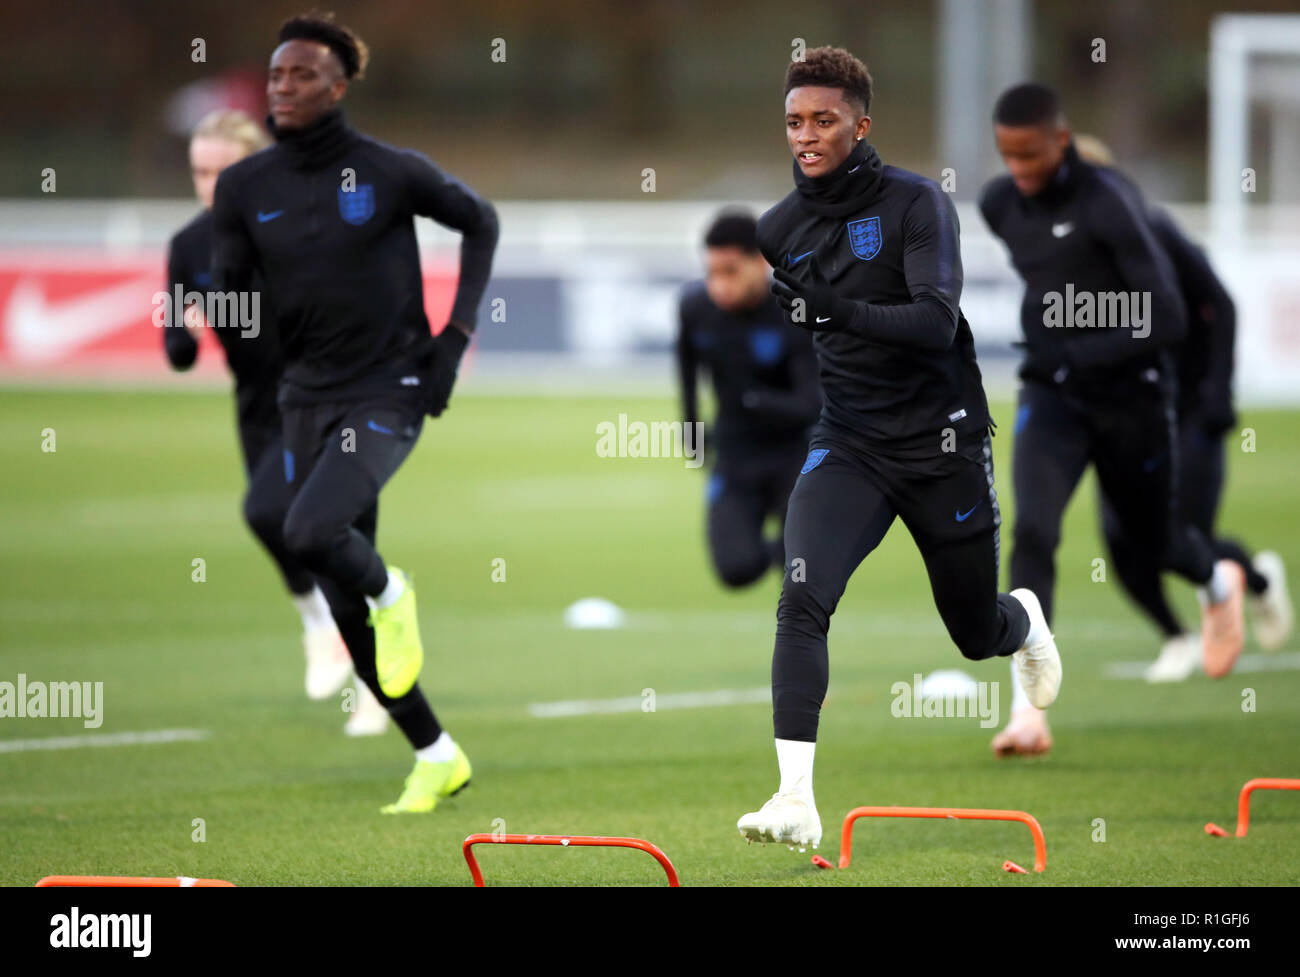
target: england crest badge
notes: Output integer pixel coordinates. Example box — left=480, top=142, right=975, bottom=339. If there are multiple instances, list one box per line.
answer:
left=338, top=184, right=375, bottom=225
left=847, top=216, right=882, bottom=260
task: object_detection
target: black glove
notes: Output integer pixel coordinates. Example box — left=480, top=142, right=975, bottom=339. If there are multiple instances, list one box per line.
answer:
left=423, top=325, right=469, bottom=417
left=771, top=255, right=854, bottom=332
left=1197, top=394, right=1237, bottom=438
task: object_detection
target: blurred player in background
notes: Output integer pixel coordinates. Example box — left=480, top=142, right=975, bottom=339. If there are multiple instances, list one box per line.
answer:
left=736, top=48, right=1061, bottom=852
left=676, top=210, right=820, bottom=588
left=211, top=13, right=499, bottom=812
left=980, top=85, right=1247, bottom=756
left=1076, top=135, right=1291, bottom=684
left=164, top=107, right=387, bottom=736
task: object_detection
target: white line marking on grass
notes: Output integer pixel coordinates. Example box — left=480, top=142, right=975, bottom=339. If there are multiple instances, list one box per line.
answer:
left=529, top=687, right=770, bottom=718
left=0, top=728, right=210, bottom=753
left=1103, top=652, right=1300, bottom=680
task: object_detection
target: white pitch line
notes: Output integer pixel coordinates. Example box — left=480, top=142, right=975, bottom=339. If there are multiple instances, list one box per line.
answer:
left=0, top=728, right=210, bottom=754
left=529, top=687, right=770, bottom=718
left=1103, top=652, right=1300, bottom=680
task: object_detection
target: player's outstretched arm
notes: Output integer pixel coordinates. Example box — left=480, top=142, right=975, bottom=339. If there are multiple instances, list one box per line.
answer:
left=163, top=234, right=199, bottom=371
left=403, top=151, right=501, bottom=416
left=675, top=293, right=700, bottom=430
left=1075, top=172, right=1188, bottom=367
left=403, top=150, right=500, bottom=334
left=1151, top=209, right=1237, bottom=426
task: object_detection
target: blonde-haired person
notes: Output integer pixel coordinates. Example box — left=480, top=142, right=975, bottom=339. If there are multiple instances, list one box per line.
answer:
left=189, top=110, right=271, bottom=209
left=164, top=107, right=388, bottom=737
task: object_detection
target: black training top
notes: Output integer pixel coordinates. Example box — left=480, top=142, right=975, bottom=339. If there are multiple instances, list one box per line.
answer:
left=211, top=108, right=499, bottom=406
left=979, top=142, right=1187, bottom=386
left=676, top=282, right=820, bottom=454
left=164, top=208, right=281, bottom=430
left=1146, top=207, right=1236, bottom=423
left=757, top=139, right=990, bottom=450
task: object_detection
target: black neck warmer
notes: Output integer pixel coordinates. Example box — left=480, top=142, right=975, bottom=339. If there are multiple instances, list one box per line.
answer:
left=793, top=138, right=885, bottom=217
left=267, top=107, right=356, bottom=171
left=1029, top=140, right=1083, bottom=207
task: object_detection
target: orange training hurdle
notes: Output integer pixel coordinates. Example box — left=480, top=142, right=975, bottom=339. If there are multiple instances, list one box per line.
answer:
left=1204, top=777, right=1300, bottom=838
left=462, top=834, right=680, bottom=886
left=832, top=806, right=1047, bottom=873
left=36, top=876, right=235, bottom=887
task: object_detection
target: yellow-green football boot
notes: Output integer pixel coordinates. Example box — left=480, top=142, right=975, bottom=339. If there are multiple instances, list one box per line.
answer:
left=369, top=567, right=423, bottom=698
left=380, top=744, right=472, bottom=814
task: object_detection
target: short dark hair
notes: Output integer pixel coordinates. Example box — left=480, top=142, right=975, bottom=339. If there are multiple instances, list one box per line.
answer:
left=704, top=210, right=759, bottom=252
left=784, top=46, right=872, bottom=116
left=993, top=83, right=1062, bottom=127
left=278, top=10, right=369, bottom=80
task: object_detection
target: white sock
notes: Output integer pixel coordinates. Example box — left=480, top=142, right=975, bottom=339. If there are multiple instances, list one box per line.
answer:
left=1014, top=590, right=1050, bottom=648
left=293, top=586, right=334, bottom=632
left=370, top=569, right=405, bottom=610
left=775, top=738, right=815, bottom=796
left=1009, top=660, right=1031, bottom=713
left=1199, top=561, right=1231, bottom=606
left=415, top=731, right=456, bottom=764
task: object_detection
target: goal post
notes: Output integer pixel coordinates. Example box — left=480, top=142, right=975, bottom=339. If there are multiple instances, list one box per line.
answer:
left=1209, top=14, right=1300, bottom=242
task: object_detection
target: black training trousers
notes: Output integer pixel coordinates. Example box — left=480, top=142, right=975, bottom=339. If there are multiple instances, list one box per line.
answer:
left=237, top=417, right=315, bottom=597
left=706, top=441, right=806, bottom=588
left=772, top=427, right=1030, bottom=742
left=1010, top=375, right=1217, bottom=628
left=1099, top=413, right=1266, bottom=638
left=279, top=392, right=441, bottom=749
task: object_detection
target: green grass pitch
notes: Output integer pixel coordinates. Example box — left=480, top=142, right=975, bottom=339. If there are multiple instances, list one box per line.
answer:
left=1, top=388, right=1296, bottom=885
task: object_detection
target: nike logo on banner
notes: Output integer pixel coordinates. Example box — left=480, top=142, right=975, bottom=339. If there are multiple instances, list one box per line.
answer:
left=4, top=275, right=160, bottom=364
left=955, top=501, right=982, bottom=522
left=787, top=249, right=815, bottom=266
left=257, top=210, right=285, bottom=223
left=1051, top=222, right=1073, bottom=238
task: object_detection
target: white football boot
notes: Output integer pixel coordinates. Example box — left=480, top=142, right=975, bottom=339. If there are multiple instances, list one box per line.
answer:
left=343, top=678, right=389, bottom=736
left=1009, top=588, right=1062, bottom=708
left=1250, top=552, right=1293, bottom=651
left=737, top=791, right=822, bottom=851
left=1145, top=633, right=1202, bottom=683
left=304, top=626, right=352, bottom=700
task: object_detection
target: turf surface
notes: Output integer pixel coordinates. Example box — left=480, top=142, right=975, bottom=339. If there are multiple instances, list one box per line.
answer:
left=1, top=389, right=1296, bottom=885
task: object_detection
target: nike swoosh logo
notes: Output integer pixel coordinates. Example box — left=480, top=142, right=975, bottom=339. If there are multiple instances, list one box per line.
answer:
left=786, top=249, right=815, bottom=267
left=257, top=210, right=285, bottom=223
left=5, top=274, right=161, bottom=364
left=815, top=315, right=832, bottom=323
left=955, top=501, right=981, bottom=522
left=1051, top=222, right=1073, bottom=238
left=367, top=420, right=394, bottom=435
